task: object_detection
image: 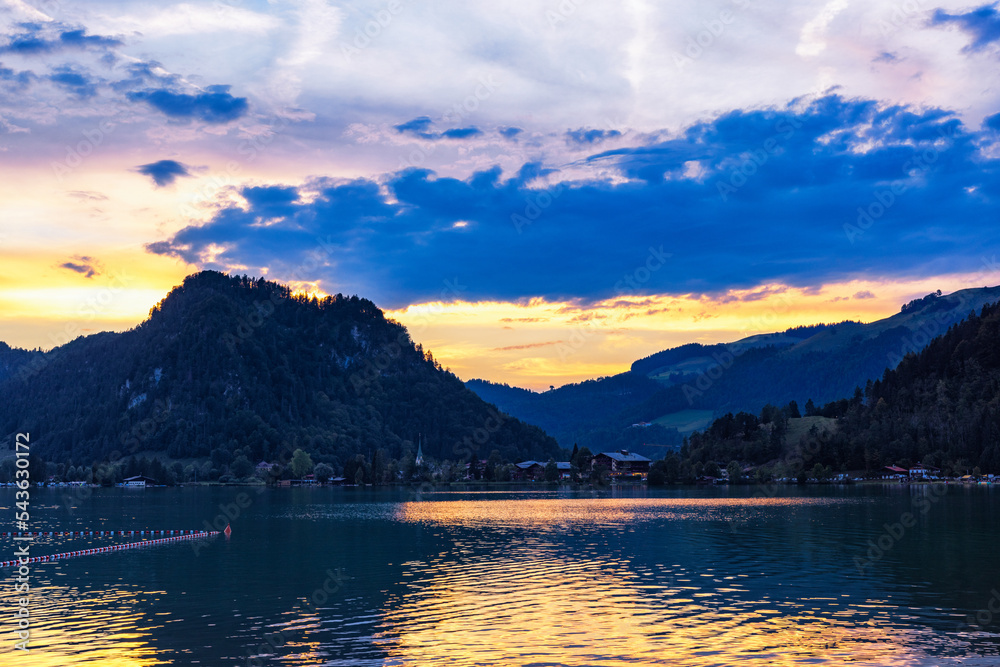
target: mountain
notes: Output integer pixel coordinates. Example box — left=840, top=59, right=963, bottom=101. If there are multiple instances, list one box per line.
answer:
left=467, top=286, right=1000, bottom=450
left=465, top=374, right=679, bottom=457
left=0, top=342, right=42, bottom=384
left=679, top=300, right=1000, bottom=477
left=830, top=300, right=1000, bottom=473
left=0, top=272, right=559, bottom=479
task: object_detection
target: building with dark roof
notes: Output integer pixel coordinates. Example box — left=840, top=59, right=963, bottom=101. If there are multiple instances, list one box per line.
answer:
left=593, top=450, right=651, bottom=478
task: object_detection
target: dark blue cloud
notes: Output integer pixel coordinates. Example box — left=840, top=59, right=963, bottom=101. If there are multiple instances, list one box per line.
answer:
left=566, top=128, right=622, bottom=145
left=394, top=116, right=483, bottom=140
left=441, top=127, right=482, bottom=139
left=0, top=26, right=121, bottom=54
left=111, top=60, right=178, bottom=92
left=135, top=160, right=192, bottom=187
left=58, top=30, right=122, bottom=49
left=499, top=126, right=523, bottom=140
left=145, top=95, right=1000, bottom=307
left=127, top=85, right=248, bottom=123
left=0, top=64, right=34, bottom=89
left=59, top=256, right=100, bottom=278
left=931, top=3, right=1000, bottom=52
left=874, top=51, right=900, bottom=63
left=241, top=185, right=300, bottom=215
left=47, top=66, right=97, bottom=98
left=394, top=116, right=434, bottom=137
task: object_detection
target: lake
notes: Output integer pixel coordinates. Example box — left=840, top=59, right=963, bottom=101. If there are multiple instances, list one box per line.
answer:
left=1, top=484, right=999, bottom=665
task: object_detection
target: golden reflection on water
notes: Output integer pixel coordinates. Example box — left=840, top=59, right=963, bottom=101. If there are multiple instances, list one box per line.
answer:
left=0, top=581, right=166, bottom=666
left=374, top=498, right=938, bottom=666
left=394, top=496, right=840, bottom=528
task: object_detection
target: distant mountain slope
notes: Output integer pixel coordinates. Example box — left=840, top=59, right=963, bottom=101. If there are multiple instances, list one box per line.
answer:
left=0, top=272, right=559, bottom=472
left=832, top=300, right=1000, bottom=471
left=0, top=342, right=41, bottom=384
left=683, top=300, right=1000, bottom=475
left=630, top=322, right=840, bottom=378
left=466, top=286, right=1000, bottom=450
left=465, top=374, right=678, bottom=457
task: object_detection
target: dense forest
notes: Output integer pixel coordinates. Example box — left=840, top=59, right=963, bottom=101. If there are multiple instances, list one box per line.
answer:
left=465, top=374, right=681, bottom=456
left=651, top=302, right=1000, bottom=483
left=468, top=287, right=1000, bottom=451
left=0, top=271, right=560, bottom=483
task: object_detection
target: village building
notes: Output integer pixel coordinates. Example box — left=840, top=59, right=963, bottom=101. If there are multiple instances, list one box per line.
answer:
left=513, top=461, right=545, bottom=481
left=908, top=463, right=941, bottom=479
left=593, top=450, right=651, bottom=478
left=883, top=465, right=908, bottom=480
left=123, top=475, right=157, bottom=487
left=513, top=461, right=573, bottom=481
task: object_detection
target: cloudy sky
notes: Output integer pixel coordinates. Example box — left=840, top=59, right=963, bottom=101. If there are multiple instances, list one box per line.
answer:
left=1, top=0, right=999, bottom=390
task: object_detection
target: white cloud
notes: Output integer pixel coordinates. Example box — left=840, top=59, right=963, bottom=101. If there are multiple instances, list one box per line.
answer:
left=0, top=0, right=53, bottom=24
left=797, top=0, right=850, bottom=57
left=93, top=3, right=278, bottom=36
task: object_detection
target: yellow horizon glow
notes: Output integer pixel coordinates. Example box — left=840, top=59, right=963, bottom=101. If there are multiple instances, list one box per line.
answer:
left=1, top=247, right=995, bottom=392
left=387, top=272, right=995, bottom=391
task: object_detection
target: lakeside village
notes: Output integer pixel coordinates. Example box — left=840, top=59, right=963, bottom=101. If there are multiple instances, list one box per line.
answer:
left=3, top=445, right=998, bottom=489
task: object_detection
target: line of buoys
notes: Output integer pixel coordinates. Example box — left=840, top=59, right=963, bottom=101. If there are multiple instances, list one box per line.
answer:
left=2, top=530, right=206, bottom=538
left=0, top=530, right=220, bottom=568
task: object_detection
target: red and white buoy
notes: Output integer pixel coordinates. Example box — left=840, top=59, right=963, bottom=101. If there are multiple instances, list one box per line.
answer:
left=0, top=529, right=219, bottom=568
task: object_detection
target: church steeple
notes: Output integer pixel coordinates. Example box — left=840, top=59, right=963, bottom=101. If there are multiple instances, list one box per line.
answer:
left=415, top=434, right=424, bottom=466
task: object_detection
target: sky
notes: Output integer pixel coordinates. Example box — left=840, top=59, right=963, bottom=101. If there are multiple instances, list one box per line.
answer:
left=1, top=0, right=999, bottom=390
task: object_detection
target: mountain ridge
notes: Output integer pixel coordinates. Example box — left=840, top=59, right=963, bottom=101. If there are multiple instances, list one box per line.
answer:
left=466, top=286, right=1000, bottom=450
left=0, top=271, right=560, bottom=480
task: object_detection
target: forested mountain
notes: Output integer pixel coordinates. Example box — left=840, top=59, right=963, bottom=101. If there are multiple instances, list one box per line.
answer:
left=466, top=374, right=680, bottom=457
left=674, top=301, right=1000, bottom=479
left=0, top=272, right=559, bottom=479
left=467, top=287, right=1000, bottom=450
left=0, top=342, right=41, bottom=384
left=833, top=300, right=1000, bottom=472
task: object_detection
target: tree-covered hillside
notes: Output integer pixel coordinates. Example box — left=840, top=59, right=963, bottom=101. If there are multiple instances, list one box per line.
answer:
left=0, top=272, right=559, bottom=480
left=467, top=287, right=1000, bottom=451
left=667, top=302, right=1000, bottom=481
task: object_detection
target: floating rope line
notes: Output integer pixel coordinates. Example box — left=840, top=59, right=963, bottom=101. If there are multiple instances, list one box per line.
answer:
left=0, top=528, right=224, bottom=568
left=1, top=530, right=208, bottom=538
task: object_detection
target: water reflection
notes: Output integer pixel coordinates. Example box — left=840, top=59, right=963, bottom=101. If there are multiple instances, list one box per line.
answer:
left=0, top=579, right=166, bottom=666
left=2, top=489, right=1000, bottom=665
left=373, top=497, right=995, bottom=666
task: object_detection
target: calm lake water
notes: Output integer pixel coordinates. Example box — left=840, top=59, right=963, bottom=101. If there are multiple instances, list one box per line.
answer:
left=1, top=485, right=1000, bottom=666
